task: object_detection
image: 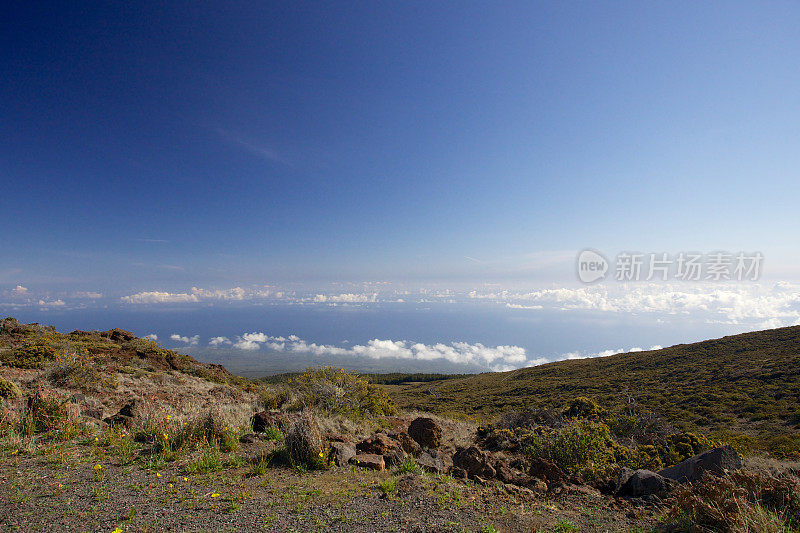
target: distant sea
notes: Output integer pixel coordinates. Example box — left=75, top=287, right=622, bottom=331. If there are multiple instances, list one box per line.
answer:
left=7, top=302, right=751, bottom=376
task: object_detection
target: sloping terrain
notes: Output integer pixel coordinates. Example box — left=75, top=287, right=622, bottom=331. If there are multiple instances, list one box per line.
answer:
left=386, top=326, right=800, bottom=456
left=2, top=317, right=799, bottom=532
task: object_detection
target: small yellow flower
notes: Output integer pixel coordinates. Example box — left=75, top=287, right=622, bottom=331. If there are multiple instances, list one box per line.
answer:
left=113, top=528, right=123, bottom=533
left=94, top=437, right=99, bottom=442
left=319, top=451, right=324, bottom=458
left=58, top=484, right=63, bottom=489
left=11, top=450, right=18, bottom=455
left=166, top=415, right=171, bottom=421
left=156, top=472, right=162, bottom=477
left=169, top=483, right=173, bottom=488
left=211, top=493, right=220, bottom=498
left=94, top=464, right=102, bottom=471
left=163, top=433, right=169, bottom=440
left=184, top=477, right=188, bottom=482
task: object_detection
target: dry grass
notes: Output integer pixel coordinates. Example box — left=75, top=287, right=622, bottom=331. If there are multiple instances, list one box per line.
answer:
left=285, top=411, right=326, bottom=468
left=668, top=468, right=800, bottom=532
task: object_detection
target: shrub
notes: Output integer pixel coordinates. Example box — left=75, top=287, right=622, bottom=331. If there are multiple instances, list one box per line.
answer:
left=262, top=426, right=284, bottom=441
left=259, top=388, right=290, bottom=410
left=48, top=351, right=116, bottom=391
left=0, top=376, right=22, bottom=399
left=2, top=344, right=56, bottom=368
left=285, top=411, right=327, bottom=469
left=524, top=420, right=617, bottom=478
left=289, top=367, right=397, bottom=419
left=23, top=391, right=70, bottom=435
left=396, top=457, right=422, bottom=475
left=564, top=396, right=606, bottom=420
left=378, top=477, right=398, bottom=496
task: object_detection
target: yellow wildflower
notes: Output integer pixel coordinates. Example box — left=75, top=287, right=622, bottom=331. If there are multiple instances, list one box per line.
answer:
left=169, top=483, right=173, bottom=488
left=166, top=415, right=171, bottom=421
left=211, top=493, right=220, bottom=498
left=184, top=477, right=188, bottom=482
left=94, top=464, right=102, bottom=471
left=113, top=528, right=123, bottom=533
left=156, top=472, right=162, bottom=477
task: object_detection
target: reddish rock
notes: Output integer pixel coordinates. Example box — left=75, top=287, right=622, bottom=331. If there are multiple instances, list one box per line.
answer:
left=408, top=417, right=442, bottom=449
left=529, top=457, right=568, bottom=485
left=251, top=410, right=298, bottom=433
left=349, top=453, right=385, bottom=471
left=388, top=431, right=422, bottom=456
left=453, top=446, right=496, bottom=479
left=356, top=433, right=403, bottom=455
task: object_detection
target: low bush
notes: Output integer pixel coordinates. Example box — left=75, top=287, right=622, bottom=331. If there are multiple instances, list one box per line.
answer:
left=0, top=376, right=23, bottom=399
left=2, top=344, right=56, bottom=368
left=524, top=420, right=618, bottom=479
left=285, top=411, right=327, bottom=469
left=48, top=351, right=116, bottom=391
left=289, top=367, right=397, bottom=419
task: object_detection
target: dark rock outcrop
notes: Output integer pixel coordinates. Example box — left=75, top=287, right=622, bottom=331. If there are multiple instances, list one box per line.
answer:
left=330, top=442, right=357, bottom=466
left=100, top=328, right=137, bottom=343
left=251, top=410, right=298, bottom=433
left=658, top=445, right=741, bottom=483
left=408, top=417, right=442, bottom=449
left=416, top=449, right=453, bottom=474
left=453, top=446, right=495, bottom=479
left=616, top=468, right=671, bottom=497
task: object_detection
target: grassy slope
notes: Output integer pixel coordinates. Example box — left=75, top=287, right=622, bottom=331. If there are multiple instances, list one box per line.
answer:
left=386, top=325, right=800, bottom=442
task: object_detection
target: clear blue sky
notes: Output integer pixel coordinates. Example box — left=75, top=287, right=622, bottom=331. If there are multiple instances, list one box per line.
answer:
left=2, top=1, right=799, bottom=291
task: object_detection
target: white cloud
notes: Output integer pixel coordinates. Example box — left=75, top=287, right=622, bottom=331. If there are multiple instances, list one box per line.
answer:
left=123, top=291, right=199, bottom=304
left=37, top=299, right=65, bottom=307
left=472, top=282, right=800, bottom=328
left=170, top=334, right=199, bottom=345
left=120, top=286, right=273, bottom=304
left=12, top=285, right=28, bottom=296
left=313, top=293, right=378, bottom=303
left=225, top=331, right=531, bottom=371
left=72, top=291, right=103, bottom=299
left=209, top=336, right=231, bottom=347
left=144, top=334, right=158, bottom=341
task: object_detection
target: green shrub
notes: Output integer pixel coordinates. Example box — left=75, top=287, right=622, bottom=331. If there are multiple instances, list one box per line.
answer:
left=48, top=351, right=116, bottom=391
left=0, top=376, right=22, bottom=399
left=396, top=457, right=422, bottom=475
left=564, top=396, right=605, bottom=420
left=378, top=477, right=398, bottom=496
left=262, top=426, right=284, bottom=442
left=524, top=420, right=617, bottom=478
left=259, top=388, right=290, bottom=410
left=2, top=344, right=56, bottom=368
left=289, top=367, right=397, bottom=419
left=23, top=391, right=70, bottom=435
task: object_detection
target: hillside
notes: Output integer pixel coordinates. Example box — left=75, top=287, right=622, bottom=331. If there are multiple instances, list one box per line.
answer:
left=385, top=325, right=800, bottom=456
left=2, top=317, right=800, bottom=532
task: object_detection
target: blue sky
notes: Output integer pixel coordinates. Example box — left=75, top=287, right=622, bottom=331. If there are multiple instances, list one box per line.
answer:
left=2, top=3, right=800, bottom=372
left=3, top=1, right=799, bottom=289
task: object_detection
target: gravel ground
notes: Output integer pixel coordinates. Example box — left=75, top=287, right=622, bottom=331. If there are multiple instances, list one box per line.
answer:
left=0, top=441, right=662, bottom=532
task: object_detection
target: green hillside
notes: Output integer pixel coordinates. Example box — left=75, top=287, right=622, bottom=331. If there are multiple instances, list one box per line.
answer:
left=385, top=325, right=800, bottom=456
